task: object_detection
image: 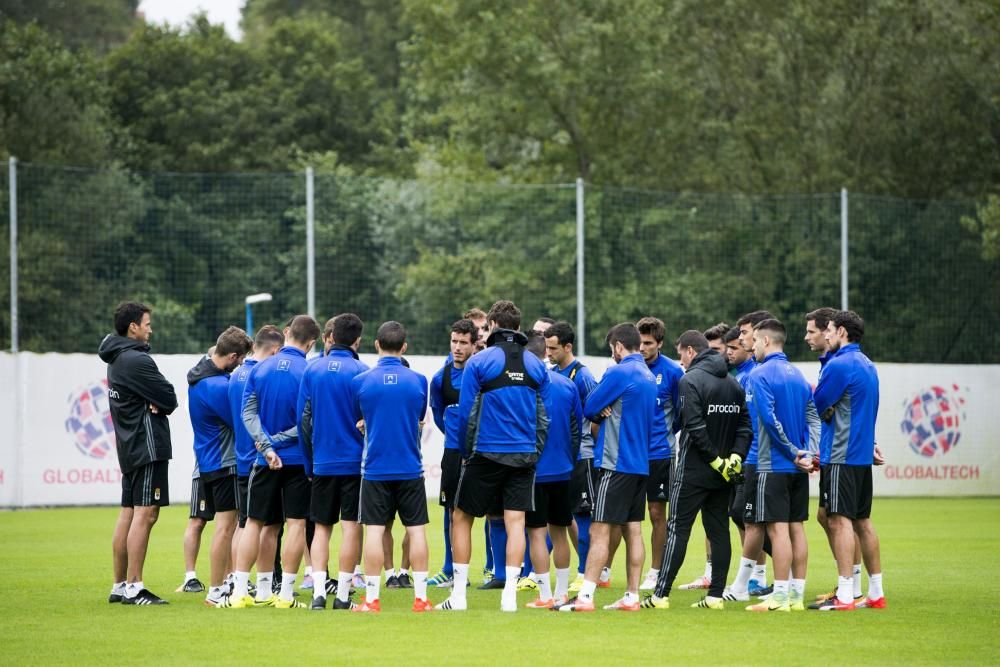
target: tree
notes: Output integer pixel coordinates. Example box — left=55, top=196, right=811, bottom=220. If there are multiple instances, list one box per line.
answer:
left=0, top=0, right=139, bottom=52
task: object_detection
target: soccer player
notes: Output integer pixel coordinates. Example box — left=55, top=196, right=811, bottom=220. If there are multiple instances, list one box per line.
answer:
left=100, top=302, right=178, bottom=606
left=351, top=321, right=432, bottom=613
left=743, top=319, right=819, bottom=611
left=188, top=327, right=253, bottom=605
left=543, top=321, right=600, bottom=592
left=558, top=323, right=656, bottom=612
left=523, top=333, right=582, bottom=608
left=635, top=317, right=684, bottom=591
left=643, top=330, right=751, bottom=611
left=298, top=313, right=369, bottom=610
left=222, top=315, right=320, bottom=609
left=531, top=317, right=555, bottom=334
left=177, top=465, right=212, bottom=594
left=438, top=300, right=549, bottom=612
left=704, top=322, right=730, bottom=357
left=227, top=325, right=282, bottom=596
left=465, top=307, right=491, bottom=353
left=804, top=307, right=866, bottom=607
left=427, top=319, right=479, bottom=588
left=815, top=311, right=886, bottom=611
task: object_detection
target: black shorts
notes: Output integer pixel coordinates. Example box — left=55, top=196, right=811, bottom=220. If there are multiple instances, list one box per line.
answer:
left=526, top=480, right=573, bottom=528
left=203, top=473, right=238, bottom=513
left=121, top=460, right=169, bottom=508
left=750, top=471, right=809, bottom=523
left=729, top=482, right=745, bottom=524
left=821, top=464, right=873, bottom=520
left=439, top=449, right=462, bottom=508
left=358, top=478, right=429, bottom=527
left=310, top=474, right=361, bottom=525
left=454, top=455, right=535, bottom=517
left=569, top=458, right=598, bottom=514
left=741, top=464, right=759, bottom=524
left=189, top=477, right=215, bottom=520
left=592, top=469, right=646, bottom=525
left=246, top=464, right=310, bottom=525
left=646, top=458, right=671, bottom=503
left=236, top=475, right=249, bottom=528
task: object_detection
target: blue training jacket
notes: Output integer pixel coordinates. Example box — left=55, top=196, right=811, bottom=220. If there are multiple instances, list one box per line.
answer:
left=816, top=351, right=834, bottom=464
left=187, top=356, right=235, bottom=477
left=584, top=353, right=657, bottom=475
left=747, top=352, right=820, bottom=473
left=734, top=357, right=760, bottom=464
left=228, top=359, right=257, bottom=476
left=553, top=361, right=597, bottom=460
left=352, top=356, right=428, bottom=481
left=297, top=347, right=369, bottom=476
left=813, top=343, right=879, bottom=466
left=536, top=370, right=584, bottom=483
left=457, top=329, right=549, bottom=459
left=646, top=353, right=684, bottom=460
left=242, top=346, right=308, bottom=468
left=430, top=362, right=464, bottom=451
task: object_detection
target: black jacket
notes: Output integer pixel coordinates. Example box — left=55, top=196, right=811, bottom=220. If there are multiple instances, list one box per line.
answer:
left=98, top=334, right=178, bottom=473
left=675, top=349, right=752, bottom=489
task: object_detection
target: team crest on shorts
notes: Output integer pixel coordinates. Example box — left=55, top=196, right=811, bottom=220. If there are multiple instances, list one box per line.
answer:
left=155, top=488, right=161, bottom=501
left=200, top=499, right=206, bottom=511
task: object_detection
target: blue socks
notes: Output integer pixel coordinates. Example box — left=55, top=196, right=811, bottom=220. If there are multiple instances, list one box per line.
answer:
left=575, top=513, right=591, bottom=574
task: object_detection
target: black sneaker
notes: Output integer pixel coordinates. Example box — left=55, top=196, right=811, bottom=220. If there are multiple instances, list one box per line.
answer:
left=325, top=578, right=338, bottom=596
left=123, top=589, right=169, bottom=605
left=182, top=577, right=205, bottom=593
left=385, top=575, right=401, bottom=589
left=108, top=592, right=124, bottom=603
left=397, top=573, right=413, bottom=589
left=310, top=595, right=326, bottom=611
left=332, top=597, right=356, bottom=610
left=477, top=578, right=506, bottom=590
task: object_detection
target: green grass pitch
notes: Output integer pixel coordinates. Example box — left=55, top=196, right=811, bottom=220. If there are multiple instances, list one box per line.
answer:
left=2, top=498, right=998, bottom=665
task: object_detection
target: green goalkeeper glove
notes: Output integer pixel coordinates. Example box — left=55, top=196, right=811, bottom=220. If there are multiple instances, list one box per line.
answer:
left=709, top=457, right=730, bottom=482
left=724, top=453, right=744, bottom=484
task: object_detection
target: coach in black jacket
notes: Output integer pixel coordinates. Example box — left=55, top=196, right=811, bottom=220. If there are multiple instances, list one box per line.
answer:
left=647, top=330, right=752, bottom=609
left=98, top=302, right=178, bottom=606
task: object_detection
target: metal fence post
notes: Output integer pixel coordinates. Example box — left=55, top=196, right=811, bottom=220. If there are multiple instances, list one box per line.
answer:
left=9, top=156, right=17, bottom=353
left=306, top=166, right=315, bottom=319
left=841, top=188, right=849, bottom=311
left=576, top=178, right=585, bottom=356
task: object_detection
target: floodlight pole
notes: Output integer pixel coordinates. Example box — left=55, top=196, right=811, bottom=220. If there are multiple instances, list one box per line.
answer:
left=576, top=177, right=585, bottom=356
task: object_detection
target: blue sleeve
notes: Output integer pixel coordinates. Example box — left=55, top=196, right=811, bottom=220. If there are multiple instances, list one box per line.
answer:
left=430, top=369, right=446, bottom=434
left=297, top=372, right=312, bottom=464
left=241, top=367, right=273, bottom=450
left=805, top=397, right=820, bottom=454
left=456, top=359, right=483, bottom=458
left=752, top=372, right=800, bottom=462
left=571, top=387, right=584, bottom=458
left=814, top=359, right=850, bottom=418
left=583, top=368, right=625, bottom=422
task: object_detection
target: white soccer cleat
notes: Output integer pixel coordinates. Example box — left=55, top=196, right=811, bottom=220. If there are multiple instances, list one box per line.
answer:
left=639, top=569, right=659, bottom=591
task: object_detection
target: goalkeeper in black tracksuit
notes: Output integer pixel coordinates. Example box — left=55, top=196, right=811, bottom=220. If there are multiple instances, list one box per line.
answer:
left=643, top=330, right=752, bottom=609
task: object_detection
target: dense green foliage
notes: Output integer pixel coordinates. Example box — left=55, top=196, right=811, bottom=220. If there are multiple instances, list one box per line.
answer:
left=0, top=2, right=997, bottom=360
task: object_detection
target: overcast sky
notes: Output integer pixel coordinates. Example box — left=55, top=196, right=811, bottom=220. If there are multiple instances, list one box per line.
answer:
left=138, top=0, right=244, bottom=39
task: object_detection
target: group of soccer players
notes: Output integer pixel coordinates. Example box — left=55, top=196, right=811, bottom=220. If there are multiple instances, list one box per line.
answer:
left=107, top=298, right=885, bottom=613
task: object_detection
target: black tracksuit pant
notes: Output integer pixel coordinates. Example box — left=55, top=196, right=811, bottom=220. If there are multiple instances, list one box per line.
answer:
left=653, top=481, right=732, bottom=598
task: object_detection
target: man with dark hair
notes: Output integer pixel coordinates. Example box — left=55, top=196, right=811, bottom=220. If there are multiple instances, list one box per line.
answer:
left=720, top=322, right=771, bottom=600
left=558, top=323, right=656, bottom=612
left=427, top=319, right=478, bottom=588
left=743, top=319, right=820, bottom=611
left=543, top=321, right=600, bottom=592
left=532, top=316, right=556, bottom=334
left=522, top=332, right=582, bottom=608
left=815, top=311, right=885, bottom=611
left=297, top=313, right=368, bottom=610
left=737, top=310, right=775, bottom=353
left=187, top=327, right=252, bottom=606
left=227, top=325, right=283, bottom=599
left=438, top=300, right=549, bottom=612
left=634, top=317, right=684, bottom=592
left=100, top=301, right=178, bottom=605
left=222, top=315, right=320, bottom=609
left=351, top=321, right=433, bottom=613
left=704, top=322, right=730, bottom=357
left=642, top=330, right=751, bottom=611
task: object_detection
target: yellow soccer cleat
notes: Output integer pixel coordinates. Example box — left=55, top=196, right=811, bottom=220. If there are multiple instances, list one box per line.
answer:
left=274, top=597, right=308, bottom=609
left=691, top=596, right=724, bottom=610
left=216, top=594, right=255, bottom=609
left=640, top=594, right=670, bottom=610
